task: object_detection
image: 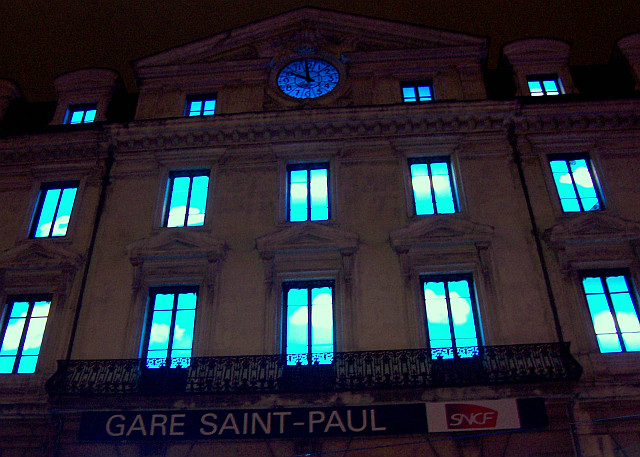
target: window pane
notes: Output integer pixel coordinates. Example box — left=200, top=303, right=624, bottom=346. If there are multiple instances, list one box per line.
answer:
left=417, top=86, right=432, bottom=101
left=596, top=333, right=622, bottom=353
left=20, top=317, right=47, bottom=356
left=424, top=281, right=453, bottom=347
left=51, top=187, right=77, bottom=236
left=309, top=168, right=328, bottom=221
left=188, top=101, right=202, bottom=116
left=528, top=81, right=543, bottom=95
left=186, top=175, right=209, bottom=226
left=70, top=111, right=85, bottom=124
left=34, top=188, right=61, bottom=237
left=402, top=87, right=417, bottom=102
left=411, top=164, right=435, bottom=215
left=311, top=287, right=333, bottom=353
left=542, top=80, right=559, bottom=95
left=289, top=169, right=309, bottom=222
left=430, top=162, right=455, bottom=214
left=0, top=298, right=51, bottom=374
left=202, top=100, right=216, bottom=116
left=173, top=309, right=195, bottom=350
left=166, top=176, right=190, bottom=227
left=550, top=157, right=602, bottom=212
left=285, top=283, right=334, bottom=365
left=84, top=109, right=97, bottom=122
left=148, top=309, right=172, bottom=351
left=582, top=272, right=640, bottom=353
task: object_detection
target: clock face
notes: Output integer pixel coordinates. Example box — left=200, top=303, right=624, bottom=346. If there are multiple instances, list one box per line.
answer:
left=276, top=58, right=340, bottom=99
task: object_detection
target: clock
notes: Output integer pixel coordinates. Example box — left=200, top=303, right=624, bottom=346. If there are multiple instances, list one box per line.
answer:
left=276, top=58, right=340, bottom=99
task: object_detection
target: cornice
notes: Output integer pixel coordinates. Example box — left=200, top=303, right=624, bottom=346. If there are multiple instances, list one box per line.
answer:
left=0, top=129, right=104, bottom=163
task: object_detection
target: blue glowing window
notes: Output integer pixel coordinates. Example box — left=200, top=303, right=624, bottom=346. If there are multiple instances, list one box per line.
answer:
left=581, top=271, right=640, bottom=354
left=409, top=157, right=457, bottom=215
left=143, top=287, right=198, bottom=368
left=422, top=274, right=480, bottom=359
left=30, top=182, right=78, bottom=238
left=287, top=163, right=329, bottom=222
left=164, top=170, right=210, bottom=228
left=185, top=95, right=216, bottom=117
left=549, top=155, right=603, bottom=212
left=402, top=81, right=434, bottom=102
left=64, top=104, right=97, bottom=124
left=527, top=75, right=562, bottom=96
left=283, top=281, right=334, bottom=365
left=0, top=296, right=51, bottom=374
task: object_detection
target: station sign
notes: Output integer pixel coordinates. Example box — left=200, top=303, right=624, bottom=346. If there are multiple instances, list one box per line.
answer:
left=79, top=398, right=546, bottom=441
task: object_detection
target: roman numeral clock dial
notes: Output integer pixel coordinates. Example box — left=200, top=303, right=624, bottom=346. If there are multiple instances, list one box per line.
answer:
left=276, top=58, right=340, bottom=99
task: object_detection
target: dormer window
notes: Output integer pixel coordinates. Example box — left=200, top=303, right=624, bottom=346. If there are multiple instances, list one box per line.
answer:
left=402, top=81, right=434, bottom=102
left=527, top=75, right=563, bottom=96
left=185, top=94, right=216, bottom=117
left=64, top=103, right=97, bottom=124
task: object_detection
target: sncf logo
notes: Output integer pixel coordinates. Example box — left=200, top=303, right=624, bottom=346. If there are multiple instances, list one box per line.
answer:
left=445, top=404, right=498, bottom=429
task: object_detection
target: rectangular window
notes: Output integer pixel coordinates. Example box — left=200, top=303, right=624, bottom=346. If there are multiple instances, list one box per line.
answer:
left=164, top=170, right=210, bottom=227
left=185, top=95, right=217, bottom=117
left=402, top=81, right=434, bottom=102
left=30, top=181, right=79, bottom=238
left=283, top=281, right=334, bottom=365
left=64, top=103, right=97, bottom=124
left=421, top=274, right=480, bottom=359
left=581, top=271, right=640, bottom=353
left=0, top=296, right=51, bottom=374
left=287, top=163, right=329, bottom=222
left=527, top=75, right=563, bottom=96
left=549, top=154, right=603, bottom=212
left=409, top=157, right=457, bottom=215
left=142, top=287, right=198, bottom=368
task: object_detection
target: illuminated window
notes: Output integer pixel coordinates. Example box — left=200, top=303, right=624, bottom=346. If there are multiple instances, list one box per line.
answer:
left=64, top=103, right=97, bottom=124
left=185, top=95, right=216, bottom=117
left=30, top=182, right=79, bottom=238
left=581, top=271, right=640, bottom=353
left=527, top=75, right=563, bottom=96
left=549, top=155, right=603, bottom=212
left=421, top=274, right=480, bottom=359
left=142, top=287, right=198, bottom=368
left=164, top=170, right=210, bottom=227
left=287, top=163, right=329, bottom=222
left=0, top=296, right=51, bottom=374
left=283, top=281, right=334, bottom=365
left=402, top=81, right=434, bottom=102
left=409, top=157, right=457, bottom=215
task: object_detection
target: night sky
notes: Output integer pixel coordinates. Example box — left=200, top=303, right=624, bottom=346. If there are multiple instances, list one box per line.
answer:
left=2, top=0, right=639, bottom=102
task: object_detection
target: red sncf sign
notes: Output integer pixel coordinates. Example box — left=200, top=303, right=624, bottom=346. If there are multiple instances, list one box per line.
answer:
left=445, top=403, right=498, bottom=429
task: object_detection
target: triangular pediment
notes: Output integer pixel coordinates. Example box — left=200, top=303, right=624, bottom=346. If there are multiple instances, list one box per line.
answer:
left=134, top=8, right=487, bottom=70
left=127, top=230, right=226, bottom=263
left=544, top=213, right=640, bottom=247
left=256, top=222, right=358, bottom=255
left=0, top=242, right=82, bottom=270
left=390, top=217, right=494, bottom=251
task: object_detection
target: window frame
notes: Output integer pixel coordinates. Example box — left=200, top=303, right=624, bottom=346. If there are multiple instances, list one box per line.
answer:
left=184, top=94, right=217, bottom=117
left=29, top=181, right=80, bottom=239
left=526, top=74, right=564, bottom=96
left=547, top=153, right=605, bottom=213
left=407, top=156, right=459, bottom=216
left=286, top=162, right=331, bottom=222
left=0, top=294, right=52, bottom=374
left=141, top=285, right=199, bottom=368
left=162, top=169, right=211, bottom=228
left=579, top=269, right=640, bottom=354
left=401, top=80, right=435, bottom=103
left=419, top=273, right=482, bottom=359
left=63, top=103, right=98, bottom=124
left=281, top=279, right=336, bottom=365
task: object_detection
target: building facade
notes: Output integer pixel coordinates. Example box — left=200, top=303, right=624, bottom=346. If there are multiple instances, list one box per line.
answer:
left=0, top=8, right=639, bottom=457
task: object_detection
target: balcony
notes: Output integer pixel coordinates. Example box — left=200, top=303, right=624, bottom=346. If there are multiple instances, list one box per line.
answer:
left=45, top=343, right=582, bottom=397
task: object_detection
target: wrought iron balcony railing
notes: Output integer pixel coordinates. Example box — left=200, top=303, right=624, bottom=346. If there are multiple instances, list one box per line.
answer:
left=45, top=343, right=582, bottom=397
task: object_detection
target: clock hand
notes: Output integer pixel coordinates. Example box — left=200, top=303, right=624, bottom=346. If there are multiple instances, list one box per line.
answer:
left=304, top=60, right=312, bottom=81
left=288, top=71, right=313, bottom=83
